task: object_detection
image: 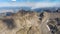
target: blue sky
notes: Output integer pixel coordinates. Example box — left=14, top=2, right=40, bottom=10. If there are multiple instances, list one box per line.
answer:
left=0, top=0, right=60, bottom=2
left=0, top=0, right=60, bottom=8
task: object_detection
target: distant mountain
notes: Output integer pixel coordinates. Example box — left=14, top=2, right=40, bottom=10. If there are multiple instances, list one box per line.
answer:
left=32, top=8, right=44, bottom=12
left=0, top=7, right=60, bottom=13
left=32, top=7, right=60, bottom=12
left=0, top=6, right=31, bottom=13
left=0, top=6, right=31, bottom=10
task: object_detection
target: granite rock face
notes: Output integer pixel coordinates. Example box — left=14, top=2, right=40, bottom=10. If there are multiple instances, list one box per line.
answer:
left=0, top=11, right=60, bottom=34
left=0, top=11, right=41, bottom=34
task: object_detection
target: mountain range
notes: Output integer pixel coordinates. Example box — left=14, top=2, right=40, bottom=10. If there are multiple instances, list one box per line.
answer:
left=0, top=7, right=60, bottom=13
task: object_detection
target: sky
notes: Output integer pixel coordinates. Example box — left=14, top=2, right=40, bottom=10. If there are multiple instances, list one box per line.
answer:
left=0, top=0, right=60, bottom=2
left=0, top=0, right=60, bottom=8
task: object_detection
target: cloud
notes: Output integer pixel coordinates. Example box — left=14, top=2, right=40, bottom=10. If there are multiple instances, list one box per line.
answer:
left=0, top=2, right=33, bottom=7
left=31, top=2, right=60, bottom=9
left=0, top=2, right=60, bottom=9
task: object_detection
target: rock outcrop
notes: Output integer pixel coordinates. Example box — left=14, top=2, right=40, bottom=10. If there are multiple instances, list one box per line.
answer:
left=0, top=11, right=41, bottom=34
left=0, top=11, right=60, bottom=34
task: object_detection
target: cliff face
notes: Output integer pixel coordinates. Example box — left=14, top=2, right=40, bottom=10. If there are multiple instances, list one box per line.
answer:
left=40, top=12, right=60, bottom=34
left=0, top=11, right=41, bottom=34
left=0, top=11, right=60, bottom=34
